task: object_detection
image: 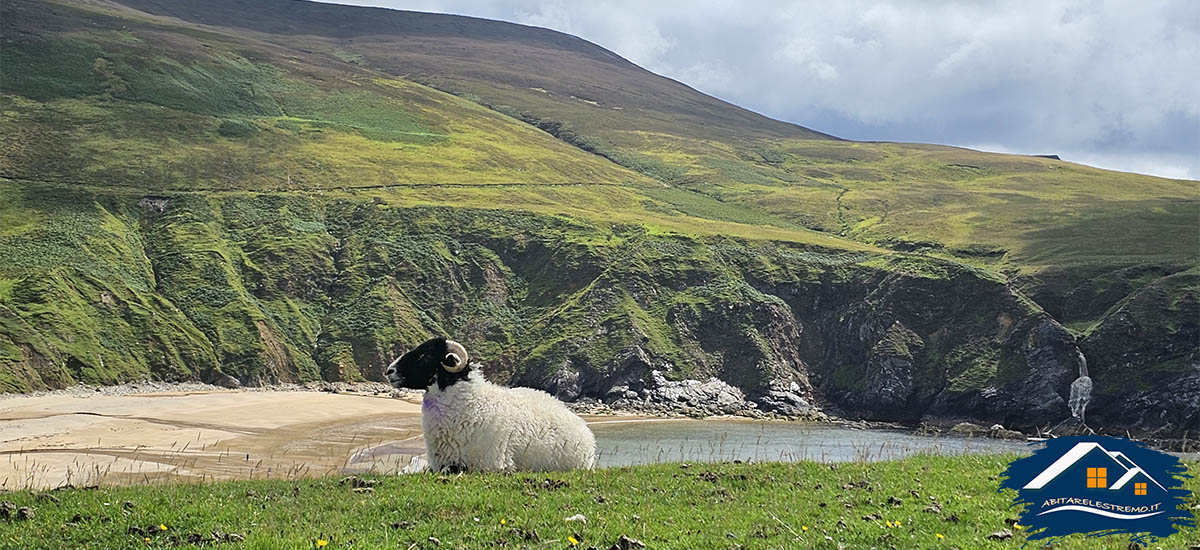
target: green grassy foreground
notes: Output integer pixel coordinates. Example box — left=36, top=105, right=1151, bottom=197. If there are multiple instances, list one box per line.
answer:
left=1, top=455, right=1196, bottom=549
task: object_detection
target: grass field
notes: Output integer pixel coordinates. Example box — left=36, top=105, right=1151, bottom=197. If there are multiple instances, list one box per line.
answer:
left=0, top=456, right=1195, bottom=549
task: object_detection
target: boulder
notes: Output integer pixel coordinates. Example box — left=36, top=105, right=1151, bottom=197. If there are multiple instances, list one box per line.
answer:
left=211, top=373, right=241, bottom=389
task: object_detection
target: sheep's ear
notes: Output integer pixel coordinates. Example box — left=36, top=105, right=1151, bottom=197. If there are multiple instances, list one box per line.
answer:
left=442, top=340, right=469, bottom=373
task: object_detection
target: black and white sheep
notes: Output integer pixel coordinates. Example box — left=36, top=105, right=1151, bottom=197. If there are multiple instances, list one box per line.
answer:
left=386, top=337, right=596, bottom=472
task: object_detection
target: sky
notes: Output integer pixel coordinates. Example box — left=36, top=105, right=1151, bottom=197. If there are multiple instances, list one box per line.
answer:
left=322, top=0, right=1200, bottom=180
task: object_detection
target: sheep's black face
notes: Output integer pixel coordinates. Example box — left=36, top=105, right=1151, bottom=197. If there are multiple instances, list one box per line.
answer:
left=386, top=337, right=470, bottom=390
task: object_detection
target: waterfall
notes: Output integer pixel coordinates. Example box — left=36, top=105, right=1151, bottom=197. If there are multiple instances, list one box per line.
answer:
left=1067, top=350, right=1092, bottom=426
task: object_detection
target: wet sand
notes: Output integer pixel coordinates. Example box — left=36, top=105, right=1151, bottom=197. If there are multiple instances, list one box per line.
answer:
left=0, top=390, right=427, bottom=490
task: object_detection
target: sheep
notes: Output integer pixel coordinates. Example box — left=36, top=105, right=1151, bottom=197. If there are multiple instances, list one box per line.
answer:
left=386, top=337, right=596, bottom=472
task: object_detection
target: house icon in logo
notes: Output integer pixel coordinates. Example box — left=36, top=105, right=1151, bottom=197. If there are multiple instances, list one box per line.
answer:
left=1000, top=435, right=1195, bottom=542
left=1022, top=442, right=1166, bottom=498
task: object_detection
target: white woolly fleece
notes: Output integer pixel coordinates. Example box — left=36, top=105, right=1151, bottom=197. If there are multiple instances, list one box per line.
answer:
left=421, top=369, right=596, bottom=472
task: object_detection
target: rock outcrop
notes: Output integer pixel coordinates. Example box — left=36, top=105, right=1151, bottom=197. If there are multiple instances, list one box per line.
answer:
left=1079, top=269, right=1200, bottom=436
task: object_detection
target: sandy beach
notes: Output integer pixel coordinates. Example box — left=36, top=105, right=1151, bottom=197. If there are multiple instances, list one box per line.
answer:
left=0, top=387, right=651, bottom=490
left=0, top=389, right=429, bottom=490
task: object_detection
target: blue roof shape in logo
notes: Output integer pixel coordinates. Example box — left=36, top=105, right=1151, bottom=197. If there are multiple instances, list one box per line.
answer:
left=1022, top=441, right=1165, bottom=492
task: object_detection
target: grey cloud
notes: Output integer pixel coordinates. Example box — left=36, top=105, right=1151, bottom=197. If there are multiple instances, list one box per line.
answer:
left=323, top=0, right=1200, bottom=179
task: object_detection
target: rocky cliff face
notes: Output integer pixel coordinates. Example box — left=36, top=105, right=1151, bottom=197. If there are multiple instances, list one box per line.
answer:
left=516, top=239, right=1087, bottom=431
left=0, top=186, right=1191, bottom=436
left=1079, top=269, right=1200, bottom=435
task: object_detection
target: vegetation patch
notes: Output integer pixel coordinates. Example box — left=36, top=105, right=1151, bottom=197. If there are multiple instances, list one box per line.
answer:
left=0, top=456, right=1193, bottom=549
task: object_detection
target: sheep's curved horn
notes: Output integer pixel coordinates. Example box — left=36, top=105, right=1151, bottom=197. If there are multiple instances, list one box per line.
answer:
left=442, top=340, right=469, bottom=373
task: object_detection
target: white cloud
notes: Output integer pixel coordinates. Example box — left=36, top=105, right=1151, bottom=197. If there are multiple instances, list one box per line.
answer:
left=510, top=3, right=673, bottom=66
left=321, top=0, right=1200, bottom=179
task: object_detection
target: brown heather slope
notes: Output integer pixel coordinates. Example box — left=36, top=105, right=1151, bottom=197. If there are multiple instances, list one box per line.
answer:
left=109, top=0, right=835, bottom=144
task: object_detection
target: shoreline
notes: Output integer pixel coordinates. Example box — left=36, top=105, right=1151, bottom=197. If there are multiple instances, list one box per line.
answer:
left=3, top=380, right=1192, bottom=454
left=0, top=384, right=1193, bottom=491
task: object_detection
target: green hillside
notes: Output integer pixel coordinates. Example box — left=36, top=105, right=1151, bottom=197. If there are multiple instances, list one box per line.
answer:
left=0, top=0, right=1195, bottom=435
left=110, top=1, right=1193, bottom=260
left=0, top=1, right=649, bottom=189
left=108, top=0, right=1199, bottom=324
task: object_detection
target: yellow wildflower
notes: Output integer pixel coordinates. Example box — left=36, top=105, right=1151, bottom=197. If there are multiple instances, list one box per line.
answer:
left=1013, top=524, right=1023, bottom=530
left=936, top=533, right=945, bottom=540
left=885, top=520, right=893, bottom=528
left=159, top=524, right=167, bottom=531
left=144, top=538, right=150, bottom=543
left=500, top=518, right=507, bottom=526
left=567, top=535, right=579, bottom=546
left=316, top=540, right=329, bottom=548
left=895, top=519, right=902, bottom=527
left=801, top=525, right=808, bottom=532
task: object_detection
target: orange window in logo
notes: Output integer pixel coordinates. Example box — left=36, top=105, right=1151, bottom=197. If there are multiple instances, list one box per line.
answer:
left=1135, top=482, right=1147, bottom=495
left=1087, top=467, right=1107, bottom=488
